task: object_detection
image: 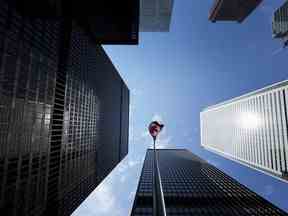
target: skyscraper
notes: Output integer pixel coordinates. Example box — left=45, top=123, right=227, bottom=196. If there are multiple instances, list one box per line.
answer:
left=139, top=0, right=174, bottom=32
left=0, top=1, right=129, bottom=215
left=131, top=149, right=287, bottom=215
left=201, top=80, right=288, bottom=182
left=272, top=1, right=288, bottom=47
left=209, top=0, right=262, bottom=23
left=11, top=0, right=140, bottom=44
left=74, top=1, right=140, bottom=44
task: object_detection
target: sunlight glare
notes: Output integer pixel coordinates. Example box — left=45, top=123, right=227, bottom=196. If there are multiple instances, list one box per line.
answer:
left=239, top=112, right=261, bottom=129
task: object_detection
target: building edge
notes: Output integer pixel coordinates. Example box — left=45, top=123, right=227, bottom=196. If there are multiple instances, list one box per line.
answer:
left=202, top=79, right=288, bottom=112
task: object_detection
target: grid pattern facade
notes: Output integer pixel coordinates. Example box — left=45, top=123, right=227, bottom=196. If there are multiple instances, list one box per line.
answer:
left=272, top=1, right=288, bottom=38
left=201, top=80, right=288, bottom=181
left=131, top=149, right=288, bottom=216
left=0, top=2, right=129, bottom=215
left=139, top=0, right=174, bottom=32
left=10, top=0, right=139, bottom=44
left=55, top=23, right=130, bottom=215
left=54, top=22, right=101, bottom=215
left=74, top=1, right=140, bottom=44
left=0, top=0, right=60, bottom=215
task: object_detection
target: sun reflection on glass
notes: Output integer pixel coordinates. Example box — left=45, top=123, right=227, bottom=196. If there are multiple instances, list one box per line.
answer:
left=239, top=112, right=261, bottom=129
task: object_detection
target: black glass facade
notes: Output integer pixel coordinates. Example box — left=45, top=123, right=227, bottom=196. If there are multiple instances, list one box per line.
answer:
left=9, top=0, right=140, bottom=44
left=209, top=0, right=262, bottom=23
left=75, top=1, right=140, bottom=45
left=131, top=149, right=287, bottom=216
left=0, top=1, right=129, bottom=215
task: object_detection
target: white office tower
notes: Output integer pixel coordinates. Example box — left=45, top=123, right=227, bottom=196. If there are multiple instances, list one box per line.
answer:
left=201, top=80, right=288, bottom=182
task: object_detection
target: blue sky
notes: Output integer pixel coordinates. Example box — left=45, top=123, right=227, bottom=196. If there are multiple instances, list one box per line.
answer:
left=73, top=1, right=288, bottom=215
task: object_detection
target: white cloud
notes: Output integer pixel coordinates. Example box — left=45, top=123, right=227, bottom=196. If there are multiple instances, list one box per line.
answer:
left=152, top=114, right=163, bottom=122
left=93, top=183, right=117, bottom=213
left=156, top=135, right=173, bottom=149
left=131, top=88, right=144, bottom=97
left=72, top=180, right=122, bottom=216
left=130, top=104, right=136, bottom=113
left=73, top=113, right=173, bottom=216
left=138, top=114, right=174, bottom=149
left=72, top=155, right=143, bottom=216
left=128, top=160, right=140, bottom=167
left=141, top=131, right=149, bottom=137
left=128, top=191, right=136, bottom=201
left=118, top=157, right=142, bottom=173
left=120, top=175, right=126, bottom=183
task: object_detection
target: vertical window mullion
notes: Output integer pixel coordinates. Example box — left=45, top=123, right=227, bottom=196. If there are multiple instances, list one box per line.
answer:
left=267, top=93, right=276, bottom=172
left=242, top=100, right=246, bottom=162
left=271, top=92, right=281, bottom=173
left=259, top=96, right=266, bottom=168
left=276, top=91, right=285, bottom=173
left=236, top=103, right=240, bottom=159
left=233, top=104, right=236, bottom=159
left=252, top=98, right=258, bottom=166
left=283, top=89, right=288, bottom=173
left=263, top=94, right=271, bottom=170
left=239, top=102, right=242, bottom=160
left=246, top=100, right=251, bottom=163
left=255, top=96, right=261, bottom=167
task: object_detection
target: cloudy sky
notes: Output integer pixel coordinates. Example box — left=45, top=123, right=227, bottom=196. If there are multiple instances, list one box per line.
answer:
left=73, top=1, right=288, bottom=215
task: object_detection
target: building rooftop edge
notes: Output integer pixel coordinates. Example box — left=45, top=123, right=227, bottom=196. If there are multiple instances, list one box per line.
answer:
left=208, top=0, right=223, bottom=21
left=147, top=148, right=188, bottom=151
left=202, top=79, right=288, bottom=112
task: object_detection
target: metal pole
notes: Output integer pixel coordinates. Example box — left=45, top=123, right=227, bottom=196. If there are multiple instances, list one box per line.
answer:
left=153, top=138, right=157, bottom=216
left=153, top=138, right=166, bottom=216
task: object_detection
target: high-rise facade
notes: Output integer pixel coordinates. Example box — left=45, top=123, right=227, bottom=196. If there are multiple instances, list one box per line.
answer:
left=74, top=1, right=140, bottom=44
left=209, top=0, right=262, bottom=23
left=131, top=149, right=287, bottom=215
left=139, top=0, right=174, bottom=32
left=0, top=1, right=129, bottom=215
left=201, top=80, right=288, bottom=182
left=272, top=1, right=288, bottom=47
left=11, top=0, right=140, bottom=44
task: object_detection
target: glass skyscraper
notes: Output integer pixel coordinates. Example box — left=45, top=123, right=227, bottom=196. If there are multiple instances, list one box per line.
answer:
left=201, top=80, right=288, bottom=182
left=272, top=1, right=288, bottom=46
left=0, top=1, right=129, bottom=215
left=131, top=149, right=287, bottom=215
left=209, top=0, right=263, bottom=23
left=139, top=0, right=174, bottom=32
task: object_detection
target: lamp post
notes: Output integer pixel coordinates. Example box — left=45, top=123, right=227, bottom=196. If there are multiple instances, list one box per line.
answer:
left=148, top=121, right=166, bottom=216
